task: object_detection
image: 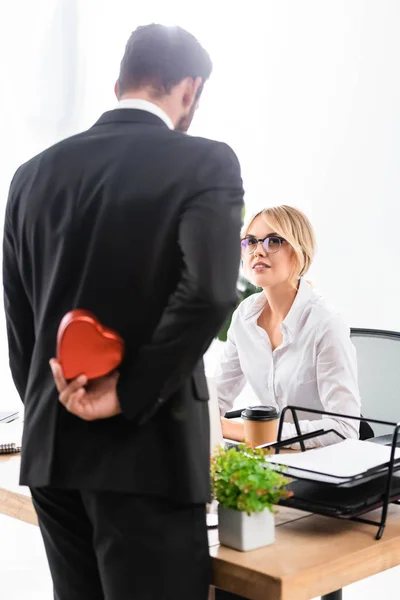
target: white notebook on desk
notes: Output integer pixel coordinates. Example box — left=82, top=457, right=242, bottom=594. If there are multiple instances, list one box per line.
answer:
left=0, top=420, right=23, bottom=454
left=266, top=439, right=400, bottom=484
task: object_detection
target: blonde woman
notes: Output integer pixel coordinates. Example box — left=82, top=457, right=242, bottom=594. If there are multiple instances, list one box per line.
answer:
left=217, top=205, right=361, bottom=447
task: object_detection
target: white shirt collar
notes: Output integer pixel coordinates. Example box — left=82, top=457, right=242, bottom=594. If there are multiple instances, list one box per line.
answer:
left=115, top=99, right=174, bottom=130
left=244, top=278, right=316, bottom=340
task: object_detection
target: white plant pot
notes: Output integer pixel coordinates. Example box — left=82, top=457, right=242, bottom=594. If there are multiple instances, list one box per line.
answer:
left=218, top=505, right=275, bottom=552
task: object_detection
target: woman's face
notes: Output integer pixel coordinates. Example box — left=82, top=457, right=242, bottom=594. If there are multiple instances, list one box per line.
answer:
left=241, top=215, right=295, bottom=289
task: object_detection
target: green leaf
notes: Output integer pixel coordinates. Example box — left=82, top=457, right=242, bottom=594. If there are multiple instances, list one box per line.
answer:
left=211, top=444, right=291, bottom=514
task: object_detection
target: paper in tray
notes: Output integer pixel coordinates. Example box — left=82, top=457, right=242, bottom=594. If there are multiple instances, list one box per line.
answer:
left=266, top=439, right=400, bottom=484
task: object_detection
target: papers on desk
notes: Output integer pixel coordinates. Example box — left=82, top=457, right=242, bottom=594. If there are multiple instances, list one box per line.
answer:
left=266, top=439, right=400, bottom=484
left=0, top=420, right=23, bottom=454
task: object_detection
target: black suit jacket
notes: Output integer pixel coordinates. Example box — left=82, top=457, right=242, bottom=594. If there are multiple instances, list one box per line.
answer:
left=3, top=109, right=244, bottom=503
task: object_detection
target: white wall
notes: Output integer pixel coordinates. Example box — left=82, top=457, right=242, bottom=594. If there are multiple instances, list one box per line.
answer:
left=265, top=1, right=400, bottom=333
left=195, top=0, right=400, bottom=333
left=1, top=0, right=400, bottom=410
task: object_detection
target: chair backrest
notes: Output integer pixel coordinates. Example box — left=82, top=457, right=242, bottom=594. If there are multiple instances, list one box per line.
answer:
left=350, top=328, right=400, bottom=436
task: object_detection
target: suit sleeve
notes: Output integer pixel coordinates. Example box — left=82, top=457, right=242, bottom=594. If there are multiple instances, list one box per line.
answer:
left=2, top=178, right=35, bottom=402
left=118, top=142, right=244, bottom=421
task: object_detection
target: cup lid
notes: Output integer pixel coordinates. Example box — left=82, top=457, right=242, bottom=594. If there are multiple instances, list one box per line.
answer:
left=241, top=405, right=280, bottom=421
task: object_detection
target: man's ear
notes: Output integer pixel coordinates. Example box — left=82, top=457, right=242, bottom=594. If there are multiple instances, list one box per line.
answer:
left=114, top=80, right=120, bottom=99
left=182, top=77, right=202, bottom=107
left=192, top=76, right=203, bottom=99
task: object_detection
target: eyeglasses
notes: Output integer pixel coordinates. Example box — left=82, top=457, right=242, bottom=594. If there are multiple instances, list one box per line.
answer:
left=240, top=235, right=286, bottom=255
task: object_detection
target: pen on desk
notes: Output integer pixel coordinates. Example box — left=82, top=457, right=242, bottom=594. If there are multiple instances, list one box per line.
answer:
left=224, top=409, right=243, bottom=419
left=256, top=428, right=326, bottom=451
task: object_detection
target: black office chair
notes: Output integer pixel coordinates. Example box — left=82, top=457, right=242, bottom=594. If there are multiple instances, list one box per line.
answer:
left=351, top=328, right=400, bottom=439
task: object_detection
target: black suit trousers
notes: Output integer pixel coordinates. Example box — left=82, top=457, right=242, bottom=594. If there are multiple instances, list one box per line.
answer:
left=31, top=487, right=210, bottom=600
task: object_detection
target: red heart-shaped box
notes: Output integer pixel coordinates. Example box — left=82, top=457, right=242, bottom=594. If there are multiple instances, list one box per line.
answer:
left=57, top=309, right=124, bottom=380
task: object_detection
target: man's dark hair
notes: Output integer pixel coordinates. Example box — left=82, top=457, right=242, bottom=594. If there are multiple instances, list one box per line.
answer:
left=117, top=24, right=213, bottom=97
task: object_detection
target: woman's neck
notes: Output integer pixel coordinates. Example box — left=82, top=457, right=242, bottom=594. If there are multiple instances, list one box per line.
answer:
left=262, top=279, right=299, bottom=322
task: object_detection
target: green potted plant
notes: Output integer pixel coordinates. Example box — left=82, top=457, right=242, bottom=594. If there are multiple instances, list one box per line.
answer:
left=211, top=444, right=292, bottom=551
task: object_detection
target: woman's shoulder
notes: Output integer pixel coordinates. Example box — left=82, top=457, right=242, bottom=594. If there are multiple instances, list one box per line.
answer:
left=227, top=292, right=265, bottom=334
left=234, top=291, right=265, bottom=320
left=308, top=287, right=350, bottom=335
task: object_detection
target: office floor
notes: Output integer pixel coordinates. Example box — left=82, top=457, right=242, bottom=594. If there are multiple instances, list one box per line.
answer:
left=0, top=514, right=52, bottom=599
left=1, top=513, right=399, bottom=599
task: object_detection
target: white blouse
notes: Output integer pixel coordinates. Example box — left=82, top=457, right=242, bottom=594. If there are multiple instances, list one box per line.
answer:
left=215, top=279, right=361, bottom=447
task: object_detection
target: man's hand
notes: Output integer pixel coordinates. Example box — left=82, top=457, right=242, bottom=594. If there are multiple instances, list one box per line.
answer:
left=50, top=359, right=121, bottom=421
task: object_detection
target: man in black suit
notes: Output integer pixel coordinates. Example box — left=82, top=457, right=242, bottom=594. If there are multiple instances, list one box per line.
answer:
left=3, top=24, right=244, bottom=600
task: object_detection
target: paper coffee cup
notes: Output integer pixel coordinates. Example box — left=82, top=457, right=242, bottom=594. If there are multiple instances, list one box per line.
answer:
left=241, top=405, right=280, bottom=447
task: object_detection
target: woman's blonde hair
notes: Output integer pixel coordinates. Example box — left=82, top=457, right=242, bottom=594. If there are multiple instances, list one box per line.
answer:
left=242, top=205, right=316, bottom=279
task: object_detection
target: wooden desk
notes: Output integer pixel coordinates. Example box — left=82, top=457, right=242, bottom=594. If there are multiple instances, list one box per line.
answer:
left=2, top=454, right=400, bottom=600
left=0, top=454, right=36, bottom=525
